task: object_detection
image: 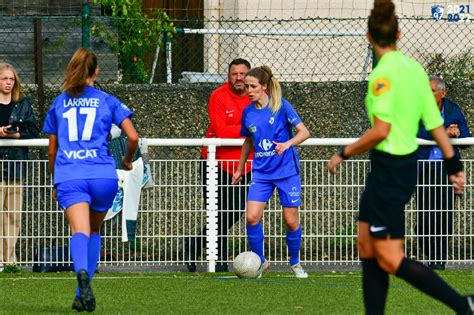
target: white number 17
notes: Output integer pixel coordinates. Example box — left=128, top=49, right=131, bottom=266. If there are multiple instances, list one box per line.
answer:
left=62, top=107, right=96, bottom=141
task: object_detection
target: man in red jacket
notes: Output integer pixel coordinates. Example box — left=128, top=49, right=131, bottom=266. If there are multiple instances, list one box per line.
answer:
left=186, top=59, right=253, bottom=272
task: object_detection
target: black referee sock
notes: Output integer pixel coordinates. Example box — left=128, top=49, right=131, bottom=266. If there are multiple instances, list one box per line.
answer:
left=361, top=258, right=388, bottom=315
left=395, top=257, right=466, bottom=312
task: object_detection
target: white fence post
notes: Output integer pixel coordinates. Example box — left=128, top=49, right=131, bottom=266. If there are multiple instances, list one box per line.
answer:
left=206, top=144, right=219, bottom=272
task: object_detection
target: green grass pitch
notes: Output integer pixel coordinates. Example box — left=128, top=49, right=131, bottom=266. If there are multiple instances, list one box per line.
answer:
left=1, top=270, right=473, bottom=314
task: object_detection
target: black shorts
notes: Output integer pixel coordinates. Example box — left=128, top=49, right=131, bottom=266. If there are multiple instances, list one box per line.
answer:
left=358, top=150, right=417, bottom=239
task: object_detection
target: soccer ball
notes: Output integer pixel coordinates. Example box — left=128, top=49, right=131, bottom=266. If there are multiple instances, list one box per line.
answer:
left=233, top=251, right=261, bottom=279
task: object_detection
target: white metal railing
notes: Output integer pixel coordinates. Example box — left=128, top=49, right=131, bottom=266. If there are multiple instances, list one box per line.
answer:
left=0, top=138, right=472, bottom=272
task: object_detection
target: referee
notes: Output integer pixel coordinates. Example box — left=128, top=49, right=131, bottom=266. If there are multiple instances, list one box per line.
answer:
left=327, top=1, right=473, bottom=314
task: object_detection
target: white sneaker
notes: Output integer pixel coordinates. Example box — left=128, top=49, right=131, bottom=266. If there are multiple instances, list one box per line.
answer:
left=0, top=265, right=3, bottom=272
left=291, top=263, right=308, bottom=279
left=256, top=259, right=270, bottom=279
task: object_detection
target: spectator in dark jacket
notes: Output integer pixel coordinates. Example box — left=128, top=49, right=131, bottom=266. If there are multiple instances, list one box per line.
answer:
left=0, top=63, right=39, bottom=268
left=416, top=76, right=470, bottom=270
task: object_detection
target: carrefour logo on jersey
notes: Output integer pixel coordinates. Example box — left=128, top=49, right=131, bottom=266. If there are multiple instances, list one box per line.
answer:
left=259, top=139, right=273, bottom=151
left=63, top=98, right=100, bottom=108
left=255, top=139, right=276, bottom=158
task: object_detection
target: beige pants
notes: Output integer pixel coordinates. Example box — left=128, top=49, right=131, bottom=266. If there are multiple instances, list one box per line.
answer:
left=0, top=180, right=22, bottom=264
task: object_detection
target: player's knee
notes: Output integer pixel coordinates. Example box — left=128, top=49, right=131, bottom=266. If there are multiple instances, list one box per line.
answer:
left=90, top=221, right=103, bottom=234
left=285, top=220, right=299, bottom=231
left=90, top=226, right=101, bottom=234
left=246, top=215, right=260, bottom=226
left=374, top=251, right=402, bottom=274
left=375, top=257, right=398, bottom=274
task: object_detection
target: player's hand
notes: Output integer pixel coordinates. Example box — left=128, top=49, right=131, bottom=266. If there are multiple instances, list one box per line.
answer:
left=122, top=158, right=133, bottom=170
left=327, top=153, right=344, bottom=175
left=52, top=187, right=57, bottom=200
left=272, top=141, right=290, bottom=155
left=232, top=170, right=242, bottom=185
left=449, top=171, right=465, bottom=194
left=446, top=124, right=460, bottom=138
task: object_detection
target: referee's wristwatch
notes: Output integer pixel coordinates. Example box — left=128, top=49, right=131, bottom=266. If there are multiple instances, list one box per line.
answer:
left=338, top=147, right=349, bottom=160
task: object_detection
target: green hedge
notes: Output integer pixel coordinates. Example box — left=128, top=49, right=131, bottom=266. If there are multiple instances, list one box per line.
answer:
left=24, top=80, right=472, bottom=160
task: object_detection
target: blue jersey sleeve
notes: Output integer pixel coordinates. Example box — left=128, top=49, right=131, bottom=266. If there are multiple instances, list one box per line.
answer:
left=42, top=99, right=58, bottom=135
left=107, top=95, right=133, bottom=126
left=283, top=99, right=302, bottom=127
left=240, top=109, right=251, bottom=136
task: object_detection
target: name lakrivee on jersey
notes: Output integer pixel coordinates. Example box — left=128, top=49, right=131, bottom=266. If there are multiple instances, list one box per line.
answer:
left=63, top=98, right=100, bottom=108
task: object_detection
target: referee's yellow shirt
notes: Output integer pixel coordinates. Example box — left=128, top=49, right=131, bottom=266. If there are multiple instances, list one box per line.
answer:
left=365, top=50, right=444, bottom=155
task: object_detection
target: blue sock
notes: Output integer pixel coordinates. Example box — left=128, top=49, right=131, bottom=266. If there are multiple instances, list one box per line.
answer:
left=246, top=223, right=264, bottom=263
left=286, top=226, right=302, bottom=266
left=75, top=233, right=101, bottom=298
left=70, top=232, right=89, bottom=274
left=88, top=233, right=101, bottom=280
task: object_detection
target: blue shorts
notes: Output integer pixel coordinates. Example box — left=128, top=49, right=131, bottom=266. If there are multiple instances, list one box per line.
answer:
left=248, top=174, right=301, bottom=207
left=56, top=178, right=119, bottom=212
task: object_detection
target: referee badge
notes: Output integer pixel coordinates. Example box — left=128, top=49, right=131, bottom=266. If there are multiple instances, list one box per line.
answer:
left=372, top=78, right=391, bottom=96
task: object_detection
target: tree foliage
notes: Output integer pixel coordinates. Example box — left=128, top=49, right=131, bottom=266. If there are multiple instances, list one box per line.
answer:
left=92, top=0, right=175, bottom=83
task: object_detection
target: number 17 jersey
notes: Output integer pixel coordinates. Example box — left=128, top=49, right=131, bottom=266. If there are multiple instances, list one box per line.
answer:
left=43, top=85, right=133, bottom=185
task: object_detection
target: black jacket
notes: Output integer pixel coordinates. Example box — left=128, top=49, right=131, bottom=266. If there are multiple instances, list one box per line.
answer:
left=0, top=97, right=40, bottom=179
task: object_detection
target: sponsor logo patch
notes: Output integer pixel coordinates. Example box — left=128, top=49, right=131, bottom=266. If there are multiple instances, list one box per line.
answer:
left=372, top=78, right=391, bottom=96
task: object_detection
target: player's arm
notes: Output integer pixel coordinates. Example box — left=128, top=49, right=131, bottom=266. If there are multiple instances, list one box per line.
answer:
left=327, top=116, right=390, bottom=174
left=47, top=134, right=58, bottom=178
left=209, top=95, right=242, bottom=138
left=120, top=118, right=139, bottom=171
left=47, top=134, right=58, bottom=198
left=345, top=116, right=390, bottom=156
left=232, top=136, right=253, bottom=184
left=273, top=122, right=310, bottom=155
left=429, top=125, right=465, bottom=194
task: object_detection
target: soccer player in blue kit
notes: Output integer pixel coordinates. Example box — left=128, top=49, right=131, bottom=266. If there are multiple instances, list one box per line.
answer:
left=43, top=48, right=138, bottom=312
left=232, top=66, right=310, bottom=278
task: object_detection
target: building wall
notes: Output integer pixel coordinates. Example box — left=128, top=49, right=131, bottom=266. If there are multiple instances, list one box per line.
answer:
left=201, top=0, right=472, bottom=81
